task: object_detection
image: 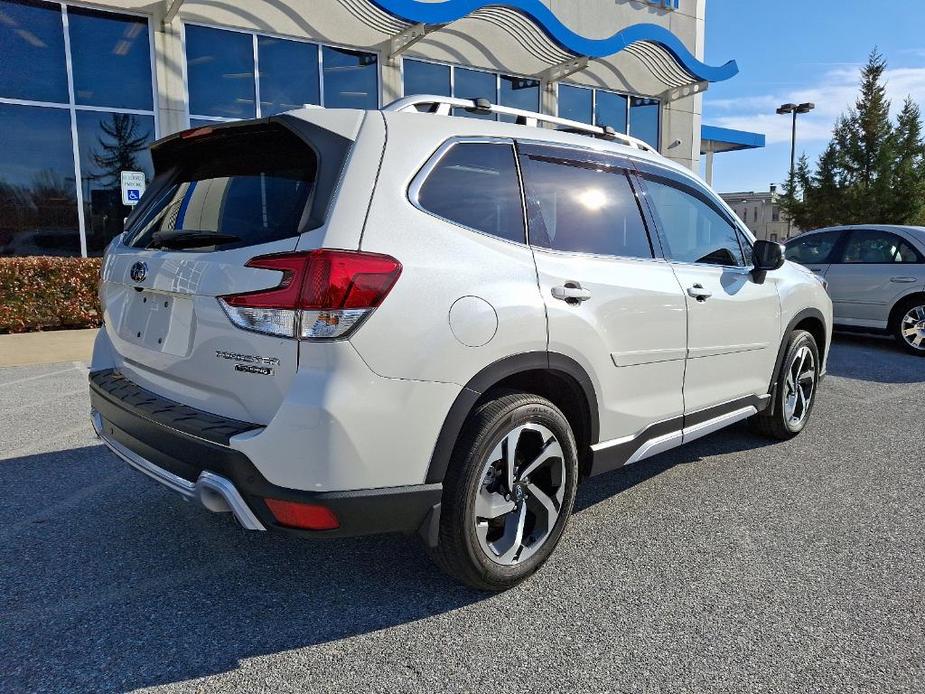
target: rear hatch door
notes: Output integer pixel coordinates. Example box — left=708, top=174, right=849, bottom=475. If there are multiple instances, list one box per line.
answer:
left=101, top=114, right=359, bottom=424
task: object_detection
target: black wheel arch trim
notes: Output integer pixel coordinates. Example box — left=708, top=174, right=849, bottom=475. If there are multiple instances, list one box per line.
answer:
left=769, top=307, right=828, bottom=411
left=424, top=351, right=599, bottom=484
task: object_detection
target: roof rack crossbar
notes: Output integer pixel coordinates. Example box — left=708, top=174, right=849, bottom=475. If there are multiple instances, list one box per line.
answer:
left=384, top=95, right=656, bottom=152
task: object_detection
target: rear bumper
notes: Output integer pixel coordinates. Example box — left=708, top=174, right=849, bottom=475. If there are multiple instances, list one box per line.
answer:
left=89, top=370, right=442, bottom=538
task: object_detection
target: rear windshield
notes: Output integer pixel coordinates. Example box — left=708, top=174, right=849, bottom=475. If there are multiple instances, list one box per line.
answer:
left=125, top=127, right=317, bottom=250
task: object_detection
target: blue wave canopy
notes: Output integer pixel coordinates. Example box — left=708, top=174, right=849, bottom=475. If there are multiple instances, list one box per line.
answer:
left=370, top=0, right=738, bottom=83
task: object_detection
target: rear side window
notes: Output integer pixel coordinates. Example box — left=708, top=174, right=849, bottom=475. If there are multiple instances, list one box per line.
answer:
left=641, top=174, right=745, bottom=267
left=842, top=230, right=921, bottom=264
left=125, top=126, right=317, bottom=250
left=518, top=146, right=652, bottom=258
left=785, top=231, right=841, bottom=265
left=416, top=142, right=525, bottom=243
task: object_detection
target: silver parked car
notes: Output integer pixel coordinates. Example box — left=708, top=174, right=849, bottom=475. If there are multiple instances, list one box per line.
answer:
left=785, top=225, right=925, bottom=355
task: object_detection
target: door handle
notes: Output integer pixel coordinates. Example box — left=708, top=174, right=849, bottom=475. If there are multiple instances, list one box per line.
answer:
left=890, top=276, right=918, bottom=284
left=687, top=284, right=712, bottom=301
left=551, top=282, right=592, bottom=304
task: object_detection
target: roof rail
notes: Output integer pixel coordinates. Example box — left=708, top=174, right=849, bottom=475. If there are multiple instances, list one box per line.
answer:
left=383, top=95, right=656, bottom=153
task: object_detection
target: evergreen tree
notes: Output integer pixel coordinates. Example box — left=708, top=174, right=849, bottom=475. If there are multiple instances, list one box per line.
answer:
left=785, top=49, right=925, bottom=231
left=890, top=97, right=925, bottom=224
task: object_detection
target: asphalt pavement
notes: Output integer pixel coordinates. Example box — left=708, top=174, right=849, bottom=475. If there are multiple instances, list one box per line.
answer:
left=1, top=335, right=923, bottom=693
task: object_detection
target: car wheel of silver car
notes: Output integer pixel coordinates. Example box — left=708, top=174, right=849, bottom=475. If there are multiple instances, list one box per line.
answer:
left=431, top=391, right=579, bottom=591
left=893, top=298, right=925, bottom=357
left=751, top=329, right=820, bottom=440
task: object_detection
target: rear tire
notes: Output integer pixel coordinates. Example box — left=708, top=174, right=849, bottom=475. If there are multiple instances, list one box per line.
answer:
left=751, top=329, right=820, bottom=440
left=892, top=297, right=925, bottom=356
left=430, top=392, right=579, bottom=592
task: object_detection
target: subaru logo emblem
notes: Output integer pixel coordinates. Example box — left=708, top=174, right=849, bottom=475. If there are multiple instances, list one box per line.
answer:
left=130, top=261, right=147, bottom=283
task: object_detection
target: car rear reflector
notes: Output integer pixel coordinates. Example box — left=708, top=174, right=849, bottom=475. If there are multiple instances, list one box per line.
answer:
left=264, top=498, right=340, bottom=530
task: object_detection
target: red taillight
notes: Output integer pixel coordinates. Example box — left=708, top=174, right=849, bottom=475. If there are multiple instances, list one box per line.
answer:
left=265, top=498, right=340, bottom=530
left=180, top=125, right=214, bottom=139
left=218, top=250, right=401, bottom=339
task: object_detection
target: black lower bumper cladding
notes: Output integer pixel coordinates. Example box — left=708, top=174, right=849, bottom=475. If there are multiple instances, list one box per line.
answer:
left=89, top=370, right=442, bottom=538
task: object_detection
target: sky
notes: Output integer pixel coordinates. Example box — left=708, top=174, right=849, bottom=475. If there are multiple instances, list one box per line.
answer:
left=701, top=1, right=925, bottom=194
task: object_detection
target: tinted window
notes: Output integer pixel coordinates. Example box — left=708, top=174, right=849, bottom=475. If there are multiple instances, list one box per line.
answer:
left=69, top=8, right=152, bottom=110
left=453, top=68, right=495, bottom=120
left=737, top=229, right=754, bottom=266
left=499, top=75, right=539, bottom=122
left=785, top=232, right=840, bottom=265
left=596, top=90, right=627, bottom=132
left=630, top=97, right=660, bottom=149
left=0, top=103, right=79, bottom=256
left=322, top=46, right=378, bottom=109
left=842, top=231, right=921, bottom=264
left=186, top=26, right=255, bottom=119
left=76, top=111, right=155, bottom=255
left=417, top=143, right=524, bottom=243
left=643, top=175, right=745, bottom=266
left=403, top=59, right=450, bottom=97
left=0, top=0, right=68, bottom=103
left=125, top=128, right=316, bottom=250
left=558, top=84, right=592, bottom=124
left=258, top=36, right=320, bottom=116
left=519, top=147, right=652, bottom=258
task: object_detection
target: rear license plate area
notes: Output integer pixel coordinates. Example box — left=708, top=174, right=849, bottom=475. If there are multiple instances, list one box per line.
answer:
left=119, top=290, right=190, bottom=353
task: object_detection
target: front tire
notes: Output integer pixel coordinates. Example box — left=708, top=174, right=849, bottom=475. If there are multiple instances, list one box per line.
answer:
left=892, top=297, right=925, bottom=356
left=751, top=329, right=820, bottom=440
left=430, top=392, right=579, bottom=591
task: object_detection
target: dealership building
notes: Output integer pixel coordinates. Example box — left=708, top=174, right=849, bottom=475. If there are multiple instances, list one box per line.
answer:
left=0, top=0, right=759, bottom=257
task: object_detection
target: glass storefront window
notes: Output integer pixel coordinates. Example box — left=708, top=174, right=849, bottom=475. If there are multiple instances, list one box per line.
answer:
left=322, top=46, right=378, bottom=109
left=0, top=104, right=80, bottom=257
left=595, top=90, right=628, bottom=133
left=630, top=96, right=661, bottom=149
left=499, top=75, right=539, bottom=122
left=186, top=25, right=255, bottom=119
left=557, top=84, right=592, bottom=124
left=454, top=67, right=495, bottom=119
left=258, top=36, right=320, bottom=116
left=68, top=7, right=153, bottom=110
left=75, top=111, right=155, bottom=255
left=403, top=59, right=450, bottom=97
left=0, top=0, right=68, bottom=103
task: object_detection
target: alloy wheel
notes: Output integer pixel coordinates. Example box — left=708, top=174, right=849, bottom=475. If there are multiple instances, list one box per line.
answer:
left=473, top=423, right=566, bottom=566
left=900, top=304, right=925, bottom=352
left=783, top=344, right=816, bottom=428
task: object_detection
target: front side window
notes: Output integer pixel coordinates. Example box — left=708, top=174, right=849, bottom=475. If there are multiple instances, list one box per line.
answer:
left=519, top=146, right=652, bottom=259
left=785, top=231, right=841, bottom=265
left=416, top=142, right=524, bottom=244
left=842, top=231, right=921, bottom=264
left=642, top=175, right=745, bottom=267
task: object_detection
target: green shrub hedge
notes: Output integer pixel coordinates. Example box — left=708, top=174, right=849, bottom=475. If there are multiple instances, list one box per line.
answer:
left=0, top=257, right=103, bottom=333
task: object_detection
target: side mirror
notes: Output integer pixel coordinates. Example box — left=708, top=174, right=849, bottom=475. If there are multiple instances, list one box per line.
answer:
left=753, top=240, right=785, bottom=272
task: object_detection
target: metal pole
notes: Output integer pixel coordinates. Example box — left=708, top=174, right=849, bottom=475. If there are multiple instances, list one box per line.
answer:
left=787, top=110, right=797, bottom=237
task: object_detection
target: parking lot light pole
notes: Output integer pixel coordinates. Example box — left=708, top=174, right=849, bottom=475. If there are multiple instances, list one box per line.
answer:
left=777, top=102, right=815, bottom=237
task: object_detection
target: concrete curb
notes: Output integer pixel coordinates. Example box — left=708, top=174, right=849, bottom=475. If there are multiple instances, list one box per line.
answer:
left=0, top=328, right=97, bottom=368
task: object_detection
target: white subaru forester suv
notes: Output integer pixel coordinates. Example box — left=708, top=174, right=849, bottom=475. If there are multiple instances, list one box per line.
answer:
left=90, top=96, right=832, bottom=591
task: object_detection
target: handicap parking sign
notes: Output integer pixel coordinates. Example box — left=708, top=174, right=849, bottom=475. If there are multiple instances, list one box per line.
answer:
left=120, top=171, right=146, bottom=206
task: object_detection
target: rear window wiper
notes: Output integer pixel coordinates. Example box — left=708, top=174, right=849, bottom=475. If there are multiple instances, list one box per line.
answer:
left=148, top=230, right=242, bottom=250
